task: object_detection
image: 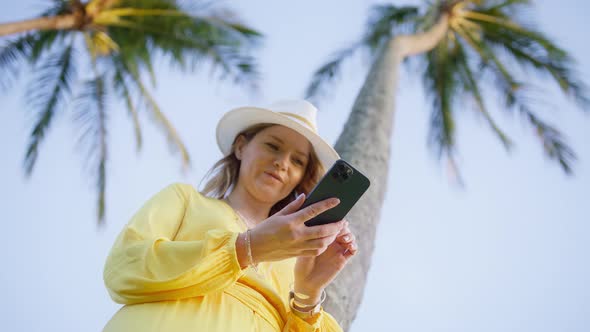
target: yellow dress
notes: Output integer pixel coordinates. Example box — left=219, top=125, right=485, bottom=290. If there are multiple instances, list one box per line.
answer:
left=103, top=183, right=343, bottom=332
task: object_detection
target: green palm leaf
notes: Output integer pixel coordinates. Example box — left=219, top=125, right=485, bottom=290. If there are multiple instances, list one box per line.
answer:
left=72, top=74, right=108, bottom=222
left=102, top=3, right=261, bottom=85
left=111, top=56, right=189, bottom=168
left=523, top=109, right=576, bottom=174
left=24, top=42, right=76, bottom=175
left=454, top=38, right=513, bottom=149
left=0, top=34, right=35, bottom=90
left=364, top=4, right=419, bottom=51
left=134, top=74, right=191, bottom=169
left=112, top=66, right=142, bottom=152
left=305, top=45, right=358, bottom=102
left=423, top=37, right=459, bottom=162
left=476, top=20, right=590, bottom=108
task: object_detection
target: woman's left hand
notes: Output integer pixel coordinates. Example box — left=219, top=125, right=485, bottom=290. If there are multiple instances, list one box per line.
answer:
left=293, top=220, right=357, bottom=305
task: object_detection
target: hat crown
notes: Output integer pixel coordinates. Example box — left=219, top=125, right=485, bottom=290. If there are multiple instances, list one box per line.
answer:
left=266, top=99, right=318, bottom=132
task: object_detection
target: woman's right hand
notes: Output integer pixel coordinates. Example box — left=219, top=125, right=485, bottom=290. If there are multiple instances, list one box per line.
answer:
left=247, top=194, right=345, bottom=263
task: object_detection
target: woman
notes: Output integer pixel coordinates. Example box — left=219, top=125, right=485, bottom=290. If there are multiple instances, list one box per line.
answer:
left=103, top=100, right=358, bottom=331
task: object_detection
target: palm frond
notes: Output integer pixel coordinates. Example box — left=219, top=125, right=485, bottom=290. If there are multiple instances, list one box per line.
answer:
left=472, top=43, right=577, bottom=172
left=112, top=63, right=142, bottom=151
left=304, top=45, right=358, bottom=102
left=136, top=81, right=190, bottom=170
left=475, top=19, right=590, bottom=109
left=29, top=30, right=64, bottom=64
left=0, top=30, right=65, bottom=92
left=455, top=37, right=513, bottom=149
left=453, top=21, right=521, bottom=109
left=84, top=31, right=119, bottom=59
left=114, top=57, right=190, bottom=169
left=0, top=34, right=35, bottom=91
left=420, top=23, right=467, bottom=185
left=85, top=0, right=121, bottom=16
left=449, top=10, right=579, bottom=172
left=23, top=43, right=76, bottom=175
left=101, top=3, right=261, bottom=87
left=486, top=0, right=531, bottom=13
left=363, top=4, right=419, bottom=51
left=521, top=107, right=576, bottom=174
left=72, top=74, right=109, bottom=223
left=96, top=8, right=187, bottom=20
left=305, top=4, right=419, bottom=102
left=136, top=78, right=190, bottom=170
left=423, top=37, right=459, bottom=161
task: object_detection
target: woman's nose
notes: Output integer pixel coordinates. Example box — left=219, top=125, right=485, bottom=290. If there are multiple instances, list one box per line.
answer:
left=273, top=154, right=289, bottom=170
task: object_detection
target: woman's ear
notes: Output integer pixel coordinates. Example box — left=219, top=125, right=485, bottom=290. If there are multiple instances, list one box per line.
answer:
left=234, top=135, right=247, bottom=160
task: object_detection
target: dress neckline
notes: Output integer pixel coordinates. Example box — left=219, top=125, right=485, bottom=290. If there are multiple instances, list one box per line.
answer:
left=218, top=198, right=249, bottom=232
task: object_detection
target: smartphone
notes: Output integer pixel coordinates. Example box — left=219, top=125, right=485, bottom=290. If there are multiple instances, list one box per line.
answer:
left=301, top=159, right=370, bottom=227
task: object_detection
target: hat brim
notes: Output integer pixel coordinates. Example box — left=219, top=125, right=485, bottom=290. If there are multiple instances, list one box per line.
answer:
left=216, top=106, right=339, bottom=169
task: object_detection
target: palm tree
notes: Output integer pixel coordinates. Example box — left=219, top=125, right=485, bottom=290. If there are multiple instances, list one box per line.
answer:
left=305, top=0, right=589, bottom=329
left=0, top=0, right=261, bottom=224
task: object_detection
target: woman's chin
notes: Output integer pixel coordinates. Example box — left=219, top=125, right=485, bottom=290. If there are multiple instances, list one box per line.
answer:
left=254, top=181, right=286, bottom=203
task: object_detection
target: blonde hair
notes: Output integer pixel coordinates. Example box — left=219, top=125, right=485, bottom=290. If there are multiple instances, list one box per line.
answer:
left=201, top=123, right=325, bottom=216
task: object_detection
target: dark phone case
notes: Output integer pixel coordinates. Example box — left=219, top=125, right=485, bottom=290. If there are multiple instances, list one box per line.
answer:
left=301, top=159, right=370, bottom=226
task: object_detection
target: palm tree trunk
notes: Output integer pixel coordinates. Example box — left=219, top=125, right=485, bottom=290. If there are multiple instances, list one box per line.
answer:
left=324, top=14, right=449, bottom=331
left=0, top=15, right=78, bottom=37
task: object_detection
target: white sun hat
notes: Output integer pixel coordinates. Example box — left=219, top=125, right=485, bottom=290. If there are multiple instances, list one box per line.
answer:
left=216, top=99, right=339, bottom=168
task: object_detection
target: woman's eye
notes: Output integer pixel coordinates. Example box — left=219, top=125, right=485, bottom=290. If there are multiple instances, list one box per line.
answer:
left=266, top=143, right=279, bottom=150
left=293, top=158, right=305, bottom=167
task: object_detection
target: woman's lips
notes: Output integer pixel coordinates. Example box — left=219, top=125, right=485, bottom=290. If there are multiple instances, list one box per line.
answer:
left=264, top=172, right=283, bottom=183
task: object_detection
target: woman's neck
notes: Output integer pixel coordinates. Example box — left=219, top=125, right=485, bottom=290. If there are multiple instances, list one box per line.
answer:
left=225, top=186, right=272, bottom=226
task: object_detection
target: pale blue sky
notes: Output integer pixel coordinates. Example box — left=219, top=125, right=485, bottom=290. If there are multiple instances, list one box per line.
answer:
left=0, top=1, right=588, bottom=331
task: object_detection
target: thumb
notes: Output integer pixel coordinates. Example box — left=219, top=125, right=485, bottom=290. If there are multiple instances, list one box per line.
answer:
left=276, top=193, right=306, bottom=216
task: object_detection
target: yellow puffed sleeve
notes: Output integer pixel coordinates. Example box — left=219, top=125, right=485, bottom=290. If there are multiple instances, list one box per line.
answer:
left=103, top=183, right=244, bottom=305
left=283, top=309, right=343, bottom=332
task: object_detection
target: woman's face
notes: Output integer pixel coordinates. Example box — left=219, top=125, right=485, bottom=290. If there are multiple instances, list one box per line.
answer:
left=235, top=125, right=312, bottom=204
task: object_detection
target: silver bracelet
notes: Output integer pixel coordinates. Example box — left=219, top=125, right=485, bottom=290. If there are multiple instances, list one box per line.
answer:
left=288, top=288, right=326, bottom=317
left=245, top=229, right=258, bottom=272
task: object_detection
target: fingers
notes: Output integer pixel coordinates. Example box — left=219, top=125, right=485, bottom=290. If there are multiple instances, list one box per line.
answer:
left=300, top=249, right=327, bottom=257
left=336, top=222, right=357, bottom=257
left=335, top=221, right=351, bottom=241
left=335, top=222, right=347, bottom=236
left=300, top=236, right=358, bottom=258
left=337, top=232, right=354, bottom=245
left=343, top=240, right=358, bottom=255
left=304, top=234, right=338, bottom=250
left=344, top=232, right=358, bottom=256
left=302, top=220, right=345, bottom=240
left=292, top=198, right=340, bottom=224
left=275, top=193, right=306, bottom=216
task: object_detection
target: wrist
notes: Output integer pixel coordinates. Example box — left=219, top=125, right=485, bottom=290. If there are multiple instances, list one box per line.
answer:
left=235, top=232, right=249, bottom=269
left=289, top=288, right=326, bottom=318
left=248, top=227, right=263, bottom=264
